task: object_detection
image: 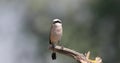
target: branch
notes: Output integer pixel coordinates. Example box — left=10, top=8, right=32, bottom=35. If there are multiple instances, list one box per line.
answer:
left=49, top=45, right=102, bottom=63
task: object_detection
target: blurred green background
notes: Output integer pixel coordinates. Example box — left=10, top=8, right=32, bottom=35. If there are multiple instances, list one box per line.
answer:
left=0, top=0, right=119, bottom=63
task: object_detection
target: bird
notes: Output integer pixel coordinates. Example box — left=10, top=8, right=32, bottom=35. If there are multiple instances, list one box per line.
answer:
left=49, top=19, right=63, bottom=60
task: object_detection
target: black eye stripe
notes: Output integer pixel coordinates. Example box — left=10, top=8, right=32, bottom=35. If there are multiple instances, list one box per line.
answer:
left=53, top=21, right=61, bottom=24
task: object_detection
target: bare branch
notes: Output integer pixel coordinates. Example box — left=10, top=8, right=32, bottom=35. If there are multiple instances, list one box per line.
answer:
left=49, top=45, right=102, bottom=63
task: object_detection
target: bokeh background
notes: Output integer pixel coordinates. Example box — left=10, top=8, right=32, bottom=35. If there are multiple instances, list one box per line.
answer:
left=0, top=0, right=119, bottom=63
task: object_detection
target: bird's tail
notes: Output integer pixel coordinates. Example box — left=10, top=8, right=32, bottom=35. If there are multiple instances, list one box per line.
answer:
left=51, top=52, right=56, bottom=60
left=51, top=44, right=56, bottom=60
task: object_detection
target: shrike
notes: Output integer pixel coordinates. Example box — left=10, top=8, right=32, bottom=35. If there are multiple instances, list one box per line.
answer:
left=49, top=19, right=63, bottom=60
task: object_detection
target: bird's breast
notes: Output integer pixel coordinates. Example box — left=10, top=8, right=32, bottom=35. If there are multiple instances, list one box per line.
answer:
left=50, top=25, right=62, bottom=43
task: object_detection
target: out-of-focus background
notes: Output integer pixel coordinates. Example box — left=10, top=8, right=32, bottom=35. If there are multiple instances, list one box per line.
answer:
left=0, top=0, right=119, bottom=63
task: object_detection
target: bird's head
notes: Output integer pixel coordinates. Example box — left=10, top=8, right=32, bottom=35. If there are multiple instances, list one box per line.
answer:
left=53, top=19, right=62, bottom=24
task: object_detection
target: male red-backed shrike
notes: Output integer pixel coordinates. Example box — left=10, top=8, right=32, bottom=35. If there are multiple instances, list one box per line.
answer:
left=49, top=19, right=63, bottom=60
